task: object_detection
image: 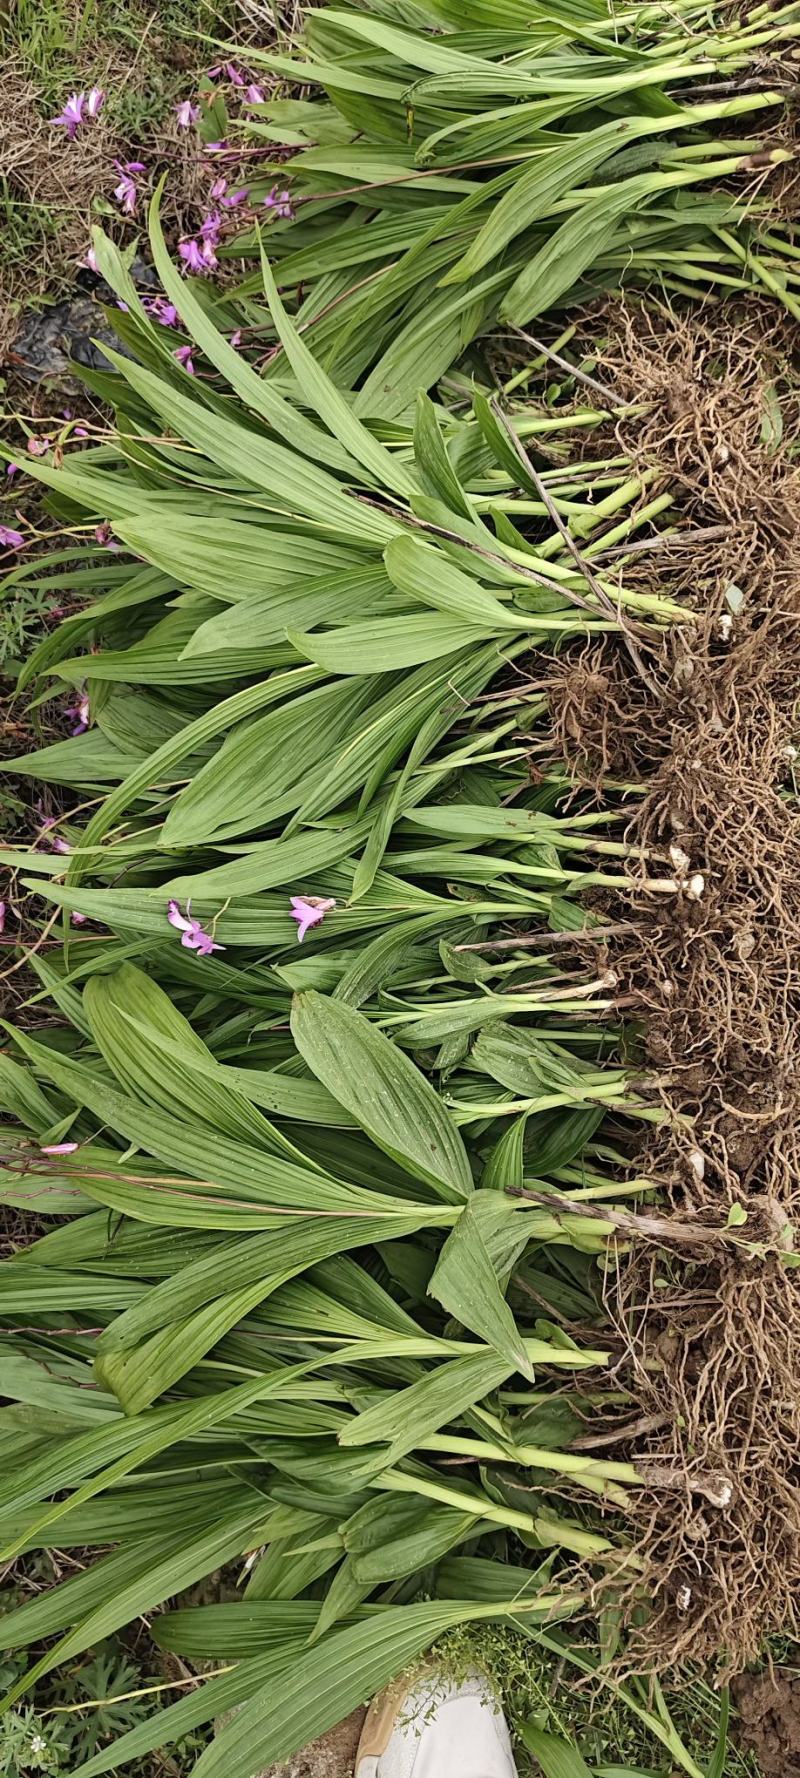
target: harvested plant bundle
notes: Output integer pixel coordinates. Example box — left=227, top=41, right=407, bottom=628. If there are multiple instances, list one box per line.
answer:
left=1, top=1, right=799, bottom=1770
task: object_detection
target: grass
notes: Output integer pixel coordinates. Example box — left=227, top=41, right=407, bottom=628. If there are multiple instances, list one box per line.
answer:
left=10, top=0, right=228, bottom=116
left=0, top=0, right=239, bottom=326
left=435, top=1621, right=764, bottom=1778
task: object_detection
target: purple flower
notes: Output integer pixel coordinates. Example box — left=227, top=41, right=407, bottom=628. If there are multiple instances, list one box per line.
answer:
left=290, top=895, right=336, bottom=943
left=86, top=87, right=105, bottom=118
left=205, top=140, right=228, bottom=153
left=67, top=691, right=91, bottom=736
left=244, top=84, right=265, bottom=104
left=71, top=911, right=88, bottom=926
left=51, top=836, right=71, bottom=854
left=221, top=187, right=248, bottom=209
left=200, top=237, right=218, bottom=270
left=178, top=238, right=206, bottom=275
left=6, top=463, right=19, bottom=479
left=27, top=436, right=51, bottom=456
left=41, top=1141, right=79, bottom=1155
left=224, top=62, right=245, bottom=86
left=0, top=525, right=25, bottom=550
left=210, top=176, right=227, bottom=200
left=0, top=901, right=5, bottom=933
left=229, top=329, right=242, bottom=348
left=145, top=295, right=179, bottom=327
left=173, top=344, right=196, bottom=375
left=113, top=160, right=144, bottom=215
left=51, top=92, right=85, bottom=138
left=82, top=245, right=100, bottom=272
left=167, top=898, right=225, bottom=956
left=95, top=521, right=120, bottom=552
left=199, top=211, right=222, bottom=240
left=74, top=426, right=89, bottom=439
left=264, top=186, right=293, bottom=220
left=176, top=99, right=201, bottom=128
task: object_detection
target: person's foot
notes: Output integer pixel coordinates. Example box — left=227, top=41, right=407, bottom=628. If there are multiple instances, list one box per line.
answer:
left=355, top=1671, right=518, bottom=1778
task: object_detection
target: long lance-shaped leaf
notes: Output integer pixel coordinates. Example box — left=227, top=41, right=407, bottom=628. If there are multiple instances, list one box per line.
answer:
left=428, top=1192, right=534, bottom=1376
left=258, top=247, right=418, bottom=500
left=192, top=1598, right=573, bottom=1778
left=291, top=991, right=473, bottom=1202
left=143, top=193, right=366, bottom=478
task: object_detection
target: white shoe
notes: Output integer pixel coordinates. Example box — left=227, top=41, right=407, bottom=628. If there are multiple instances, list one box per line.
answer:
left=355, top=1670, right=518, bottom=1778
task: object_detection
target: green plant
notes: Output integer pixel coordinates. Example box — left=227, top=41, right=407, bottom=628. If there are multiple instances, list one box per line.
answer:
left=0, top=1705, right=68, bottom=1776
left=1, top=4, right=798, bottom=1773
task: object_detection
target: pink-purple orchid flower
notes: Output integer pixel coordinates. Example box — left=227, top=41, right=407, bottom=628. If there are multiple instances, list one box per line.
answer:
left=145, top=295, right=179, bottom=327
left=95, top=521, right=120, bottom=551
left=167, top=899, right=225, bottom=956
left=27, top=436, right=51, bottom=457
left=66, top=691, right=90, bottom=736
left=52, top=88, right=103, bottom=138
left=41, top=1141, right=80, bottom=1155
left=176, top=99, right=201, bottom=129
left=113, top=160, right=145, bottom=215
left=290, top=896, right=336, bottom=943
left=264, top=187, right=293, bottom=220
left=0, top=525, right=25, bottom=550
left=178, top=236, right=216, bottom=275
left=173, top=344, right=196, bottom=375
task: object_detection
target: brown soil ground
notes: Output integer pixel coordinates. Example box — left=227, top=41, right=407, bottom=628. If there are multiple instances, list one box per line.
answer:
left=733, top=1668, right=800, bottom=1776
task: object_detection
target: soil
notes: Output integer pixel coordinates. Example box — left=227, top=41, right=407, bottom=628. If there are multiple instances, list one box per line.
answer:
left=733, top=1669, right=800, bottom=1776
left=244, top=1708, right=366, bottom=1778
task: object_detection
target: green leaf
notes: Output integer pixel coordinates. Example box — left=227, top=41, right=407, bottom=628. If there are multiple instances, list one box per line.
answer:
left=429, top=1194, right=532, bottom=1377
left=192, top=1602, right=528, bottom=1778
left=259, top=249, right=418, bottom=501
left=291, top=992, right=473, bottom=1203
left=339, top=1349, right=513, bottom=1462
left=519, top=1723, right=594, bottom=1778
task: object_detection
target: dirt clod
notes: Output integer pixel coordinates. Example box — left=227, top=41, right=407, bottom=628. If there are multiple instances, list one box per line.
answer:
left=733, top=1669, right=800, bottom=1776
left=255, top=1708, right=366, bottom=1778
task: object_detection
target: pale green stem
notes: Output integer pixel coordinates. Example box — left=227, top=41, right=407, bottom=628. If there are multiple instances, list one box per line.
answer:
left=375, top=1469, right=617, bottom=1557
left=583, top=492, right=676, bottom=558
left=503, top=323, right=577, bottom=396
left=419, top=1432, right=641, bottom=1485
left=716, top=227, right=800, bottom=322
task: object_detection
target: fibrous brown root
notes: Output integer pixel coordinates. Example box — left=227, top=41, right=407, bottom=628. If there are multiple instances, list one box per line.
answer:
left=549, top=298, right=800, bottom=1673
left=605, top=1247, right=800, bottom=1675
